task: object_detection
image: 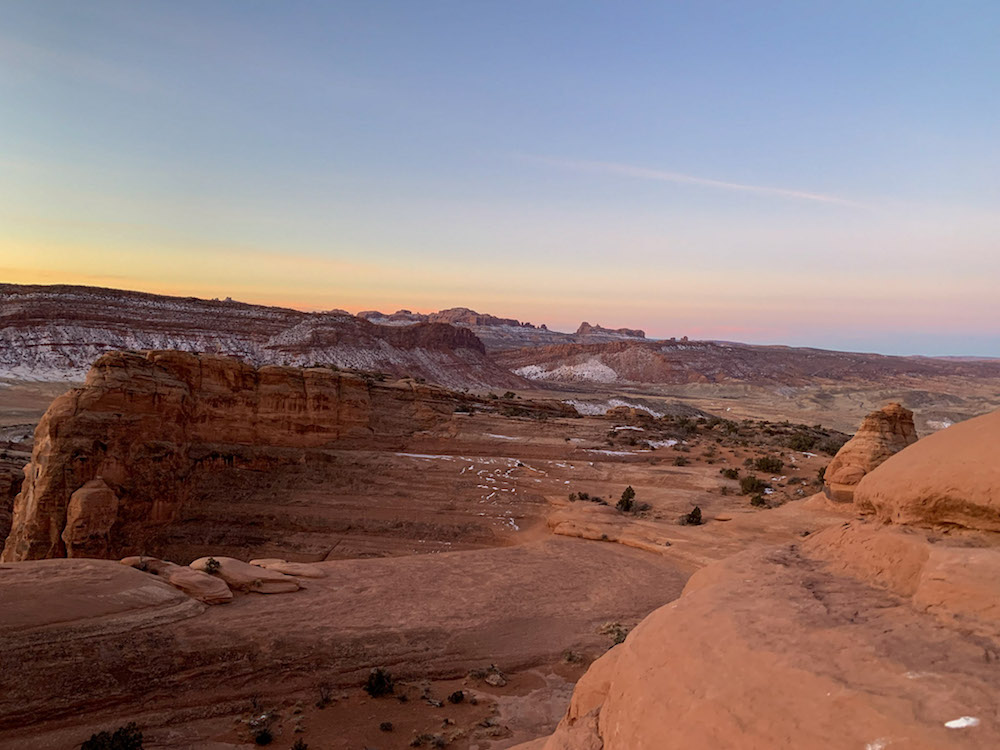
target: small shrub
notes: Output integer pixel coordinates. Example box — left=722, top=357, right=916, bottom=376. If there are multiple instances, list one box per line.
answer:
left=502, top=391, right=516, bottom=399
left=204, top=557, right=221, bottom=575
left=81, top=724, right=144, bottom=750
left=447, top=690, right=465, bottom=704
left=291, top=740, right=309, bottom=750
left=817, top=436, right=848, bottom=455
left=568, top=492, right=578, bottom=501
left=578, top=491, right=590, bottom=501
left=739, top=475, right=767, bottom=495
left=253, top=728, right=273, bottom=746
left=315, top=683, right=332, bottom=709
left=817, top=466, right=827, bottom=482
left=616, top=485, right=636, bottom=513
left=673, top=456, right=689, bottom=466
left=719, top=467, right=739, bottom=480
left=787, top=433, right=817, bottom=451
left=380, top=721, right=394, bottom=732
left=750, top=493, right=767, bottom=508
left=365, top=667, right=395, bottom=697
left=598, top=621, right=630, bottom=645
left=753, top=456, right=784, bottom=473
left=680, top=506, right=702, bottom=525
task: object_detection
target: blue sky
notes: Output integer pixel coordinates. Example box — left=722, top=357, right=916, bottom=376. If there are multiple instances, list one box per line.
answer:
left=2, top=1, right=998, bottom=354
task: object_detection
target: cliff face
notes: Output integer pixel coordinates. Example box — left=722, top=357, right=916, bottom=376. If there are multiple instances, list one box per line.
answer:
left=1, top=350, right=459, bottom=562
left=0, top=283, right=523, bottom=389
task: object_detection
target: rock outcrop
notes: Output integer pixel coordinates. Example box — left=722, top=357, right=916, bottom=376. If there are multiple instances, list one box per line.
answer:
left=575, top=322, right=645, bottom=339
left=1, top=350, right=462, bottom=562
left=823, top=403, right=918, bottom=502
left=120, top=555, right=234, bottom=604
left=854, top=408, right=1000, bottom=530
left=189, top=556, right=301, bottom=593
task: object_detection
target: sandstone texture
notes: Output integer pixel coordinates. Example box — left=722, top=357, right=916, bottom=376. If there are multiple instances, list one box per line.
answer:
left=823, top=402, right=918, bottom=502
left=519, top=541, right=1000, bottom=750
left=1, top=350, right=463, bottom=562
left=249, top=558, right=327, bottom=577
left=854, top=408, right=1000, bottom=530
left=189, top=555, right=300, bottom=593
left=120, top=555, right=234, bottom=604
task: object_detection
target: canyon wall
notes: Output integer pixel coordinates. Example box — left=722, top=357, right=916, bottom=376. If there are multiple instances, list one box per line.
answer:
left=1, top=350, right=460, bottom=562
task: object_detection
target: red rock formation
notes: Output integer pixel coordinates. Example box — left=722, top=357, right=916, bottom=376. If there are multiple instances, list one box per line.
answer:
left=575, top=321, right=645, bottom=339
left=1, top=350, right=462, bottom=562
left=854, top=408, right=1000, bottom=530
left=823, top=402, right=918, bottom=502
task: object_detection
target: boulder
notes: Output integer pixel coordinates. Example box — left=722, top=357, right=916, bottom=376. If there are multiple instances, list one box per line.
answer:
left=190, top=555, right=300, bottom=594
left=121, top=556, right=233, bottom=604
left=61, top=478, right=119, bottom=558
left=249, top=558, right=327, bottom=578
left=823, top=403, right=917, bottom=502
left=854, top=408, right=1000, bottom=530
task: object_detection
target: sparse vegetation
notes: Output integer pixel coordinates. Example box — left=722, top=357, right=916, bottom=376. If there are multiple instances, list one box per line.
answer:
left=447, top=690, right=465, bottom=704
left=598, top=621, right=630, bottom=645
left=679, top=506, right=703, bottom=525
left=719, top=467, right=739, bottom=480
left=365, top=667, right=395, bottom=697
left=750, top=493, right=768, bottom=507
left=291, top=740, right=308, bottom=750
left=616, top=485, right=636, bottom=513
left=81, top=723, right=144, bottom=750
left=817, top=466, right=827, bottom=482
left=739, top=475, right=768, bottom=495
left=204, top=557, right=221, bottom=575
left=673, top=456, right=689, bottom=466
left=380, top=721, right=394, bottom=732
left=753, top=456, right=784, bottom=473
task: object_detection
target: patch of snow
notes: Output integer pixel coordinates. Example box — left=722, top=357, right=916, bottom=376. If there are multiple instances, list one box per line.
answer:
left=586, top=449, right=637, bottom=456
left=944, top=717, right=980, bottom=729
left=564, top=398, right=665, bottom=418
left=648, top=439, right=679, bottom=449
left=927, top=419, right=954, bottom=431
left=485, top=433, right=518, bottom=440
left=613, top=425, right=644, bottom=431
left=515, top=358, right=619, bottom=383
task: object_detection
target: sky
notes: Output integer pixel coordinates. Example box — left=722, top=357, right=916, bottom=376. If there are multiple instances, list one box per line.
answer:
left=1, top=1, right=999, bottom=355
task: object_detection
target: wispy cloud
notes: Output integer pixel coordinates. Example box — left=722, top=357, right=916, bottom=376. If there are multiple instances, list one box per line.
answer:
left=524, top=155, right=867, bottom=209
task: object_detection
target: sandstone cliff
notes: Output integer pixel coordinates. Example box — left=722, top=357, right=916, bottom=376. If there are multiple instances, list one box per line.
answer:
left=823, top=402, right=918, bottom=502
left=1, top=350, right=461, bottom=562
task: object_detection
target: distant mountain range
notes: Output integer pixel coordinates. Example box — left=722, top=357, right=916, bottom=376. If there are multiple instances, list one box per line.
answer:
left=3, top=284, right=999, bottom=397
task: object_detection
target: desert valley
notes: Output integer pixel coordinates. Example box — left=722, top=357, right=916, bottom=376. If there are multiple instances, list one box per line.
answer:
left=1, top=283, right=999, bottom=749
left=4, top=3, right=999, bottom=748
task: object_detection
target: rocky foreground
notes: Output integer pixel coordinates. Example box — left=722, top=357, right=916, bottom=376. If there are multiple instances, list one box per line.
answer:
left=517, top=408, right=1000, bottom=750
left=0, top=353, right=998, bottom=749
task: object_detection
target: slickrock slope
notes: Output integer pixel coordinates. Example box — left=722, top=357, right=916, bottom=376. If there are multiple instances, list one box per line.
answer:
left=1, top=350, right=463, bottom=562
left=823, top=402, right=919, bottom=502
left=522, top=409, right=1000, bottom=750
left=855, top=408, right=1000, bottom=530
left=0, top=283, right=523, bottom=389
